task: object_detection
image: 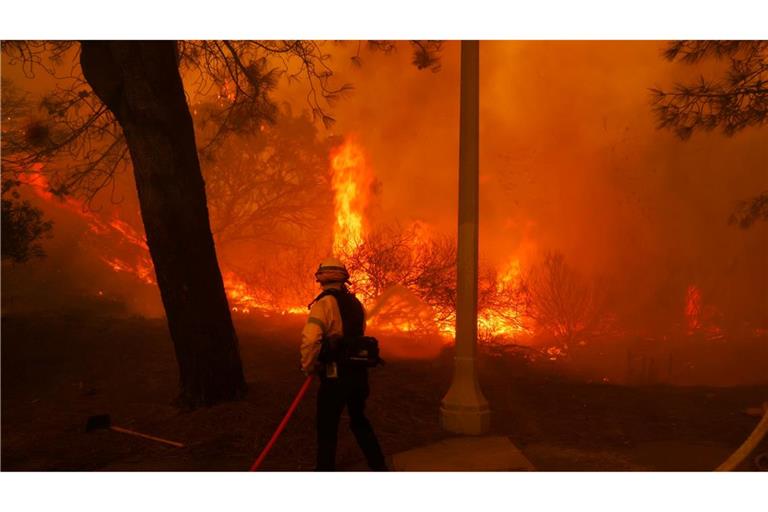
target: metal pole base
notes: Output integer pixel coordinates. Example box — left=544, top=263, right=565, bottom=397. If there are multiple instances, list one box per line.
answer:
left=440, top=356, right=490, bottom=435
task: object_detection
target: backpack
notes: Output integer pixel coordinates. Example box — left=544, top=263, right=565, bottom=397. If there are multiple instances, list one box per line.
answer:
left=310, top=288, right=382, bottom=368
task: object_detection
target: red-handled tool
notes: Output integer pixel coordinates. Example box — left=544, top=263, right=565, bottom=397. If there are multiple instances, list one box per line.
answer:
left=250, top=375, right=314, bottom=471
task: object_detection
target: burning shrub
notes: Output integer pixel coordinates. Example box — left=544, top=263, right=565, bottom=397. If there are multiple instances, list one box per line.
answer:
left=345, top=222, right=457, bottom=327
left=346, top=223, right=532, bottom=342
left=477, top=262, right=531, bottom=342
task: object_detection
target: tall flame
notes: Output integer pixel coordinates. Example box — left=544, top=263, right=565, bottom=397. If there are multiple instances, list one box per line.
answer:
left=330, top=140, right=371, bottom=258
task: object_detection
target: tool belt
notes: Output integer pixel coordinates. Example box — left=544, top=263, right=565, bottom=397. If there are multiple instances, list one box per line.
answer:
left=318, top=334, right=383, bottom=368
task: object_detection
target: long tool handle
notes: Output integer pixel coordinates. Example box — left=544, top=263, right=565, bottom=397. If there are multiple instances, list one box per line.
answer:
left=110, top=426, right=185, bottom=448
left=250, top=375, right=314, bottom=471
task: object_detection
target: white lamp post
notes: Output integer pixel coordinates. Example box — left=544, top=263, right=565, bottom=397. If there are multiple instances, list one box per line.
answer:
left=440, top=40, right=490, bottom=435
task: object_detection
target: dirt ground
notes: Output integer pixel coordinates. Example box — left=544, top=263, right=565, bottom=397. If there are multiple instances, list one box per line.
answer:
left=2, top=311, right=767, bottom=471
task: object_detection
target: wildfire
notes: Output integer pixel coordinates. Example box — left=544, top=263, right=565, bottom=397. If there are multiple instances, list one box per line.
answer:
left=16, top=143, right=530, bottom=345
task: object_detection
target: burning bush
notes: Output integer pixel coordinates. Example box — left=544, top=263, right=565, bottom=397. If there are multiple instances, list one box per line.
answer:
left=477, top=262, right=531, bottom=342
left=345, top=223, right=456, bottom=320
left=345, top=222, right=534, bottom=341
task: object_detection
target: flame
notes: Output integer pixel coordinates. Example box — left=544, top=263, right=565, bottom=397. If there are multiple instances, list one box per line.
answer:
left=685, top=284, right=702, bottom=334
left=684, top=284, right=725, bottom=339
left=478, top=258, right=530, bottom=340
left=499, top=259, right=522, bottom=289
left=19, top=170, right=149, bottom=252
left=100, top=256, right=155, bottom=285
left=546, top=345, right=565, bottom=360
left=218, top=80, right=236, bottom=103
left=222, top=271, right=305, bottom=316
left=330, top=140, right=371, bottom=258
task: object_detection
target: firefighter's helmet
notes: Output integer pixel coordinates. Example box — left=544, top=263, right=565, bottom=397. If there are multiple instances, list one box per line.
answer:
left=315, top=257, right=350, bottom=284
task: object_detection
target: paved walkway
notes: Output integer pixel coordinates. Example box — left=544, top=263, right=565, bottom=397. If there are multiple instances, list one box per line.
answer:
left=390, top=436, right=535, bottom=471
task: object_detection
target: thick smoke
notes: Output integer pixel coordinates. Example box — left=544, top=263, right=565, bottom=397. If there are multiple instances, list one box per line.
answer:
left=3, top=41, right=766, bottom=339
left=299, top=41, right=768, bottom=334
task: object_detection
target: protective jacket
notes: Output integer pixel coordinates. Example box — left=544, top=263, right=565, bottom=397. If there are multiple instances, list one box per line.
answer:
left=300, top=285, right=366, bottom=374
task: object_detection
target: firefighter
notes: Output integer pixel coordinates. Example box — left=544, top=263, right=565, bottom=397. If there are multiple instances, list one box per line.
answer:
left=300, top=257, right=387, bottom=471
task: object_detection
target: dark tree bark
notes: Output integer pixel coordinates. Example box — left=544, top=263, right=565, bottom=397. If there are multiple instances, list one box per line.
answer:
left=80, top=41, right=246, bottom=407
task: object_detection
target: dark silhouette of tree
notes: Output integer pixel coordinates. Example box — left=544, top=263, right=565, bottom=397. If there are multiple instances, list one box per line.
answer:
left=78, top=41, right=247, bottom=406
left=1, top=179, right=53, bottom=263
left=351, top=40, right=443, bottom=72
left=524, top=251, right=609, bottom=346
left=651, top=41, right=767, bottom=139
left=729, top=193, right=768, bottom=228
left=651, top=41, right=767, bottom=228
left=1, top=78, right=54, bottom=263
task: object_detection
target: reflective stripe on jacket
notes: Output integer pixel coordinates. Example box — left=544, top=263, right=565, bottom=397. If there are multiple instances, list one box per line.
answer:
left=300, top=294, right=344, bottom=373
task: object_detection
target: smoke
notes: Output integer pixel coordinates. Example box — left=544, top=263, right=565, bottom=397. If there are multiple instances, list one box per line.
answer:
left=299, top=41, right=768, bottom=333
left=3, top=41, right=767, bottom=338
left=0, top=181, right=164, bottom=317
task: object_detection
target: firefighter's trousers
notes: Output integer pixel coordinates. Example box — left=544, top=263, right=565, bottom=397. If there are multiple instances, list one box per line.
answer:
left=316, top=367, right=387, bottom=471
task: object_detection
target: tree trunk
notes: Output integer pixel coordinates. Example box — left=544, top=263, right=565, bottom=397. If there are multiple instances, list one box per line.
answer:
left=80, top=41, right=246, bottom=407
